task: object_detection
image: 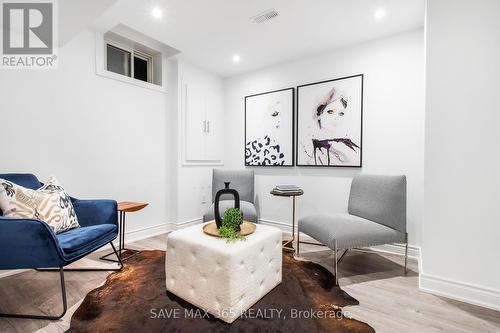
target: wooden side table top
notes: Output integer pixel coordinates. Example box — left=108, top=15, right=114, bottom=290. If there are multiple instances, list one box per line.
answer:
left=118, top=201, right=149, bottom=212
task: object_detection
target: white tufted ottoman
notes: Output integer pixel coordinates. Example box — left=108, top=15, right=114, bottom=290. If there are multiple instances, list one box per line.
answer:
left=166, top=222, right=282, bottom=323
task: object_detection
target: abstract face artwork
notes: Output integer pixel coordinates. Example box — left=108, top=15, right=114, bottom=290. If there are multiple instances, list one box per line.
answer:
left=297, top=75, right=363, bottom=167
left=245, top=88, right=294, bottom=166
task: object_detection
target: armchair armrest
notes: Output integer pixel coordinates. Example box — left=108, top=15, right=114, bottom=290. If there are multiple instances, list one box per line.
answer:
left=73, top=199, right=118, bottom=228
left=0, top=217, right=65, bottom=270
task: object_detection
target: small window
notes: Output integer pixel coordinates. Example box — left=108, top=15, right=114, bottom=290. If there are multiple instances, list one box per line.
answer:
left=107, top=44, right=131, bottom=77
left=106, top=43, right=153, bottom=83
left=133, top=52, right=152, bottom=82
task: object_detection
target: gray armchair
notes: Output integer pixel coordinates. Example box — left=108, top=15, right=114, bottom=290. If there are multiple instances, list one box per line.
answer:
left=297, top=174, right=407, bottom=285
left=203, top=169, right=258, bottom=223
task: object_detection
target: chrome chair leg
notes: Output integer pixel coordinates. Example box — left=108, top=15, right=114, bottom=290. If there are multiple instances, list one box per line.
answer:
left=296, top=227, right=300, bottom=256
left=404, top=233, right=409, bottom=275
left=0, top=267, right=67, bottom=320
left=333, top=240, right=338, bottom=285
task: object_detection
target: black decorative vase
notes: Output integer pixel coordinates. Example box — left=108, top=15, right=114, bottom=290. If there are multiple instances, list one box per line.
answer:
left=214, top=182, right=240, bottom=228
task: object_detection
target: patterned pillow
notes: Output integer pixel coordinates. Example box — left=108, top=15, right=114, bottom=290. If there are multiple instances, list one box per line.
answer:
left=0, top=176, right=80, bottom=234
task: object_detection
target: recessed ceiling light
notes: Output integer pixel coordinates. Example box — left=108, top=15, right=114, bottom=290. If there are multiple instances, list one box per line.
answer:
left=152, top=7, right=163, bottom=19
left=232, top=54, right=241, bottom=63
left=374, top=8, right=386, bottom=20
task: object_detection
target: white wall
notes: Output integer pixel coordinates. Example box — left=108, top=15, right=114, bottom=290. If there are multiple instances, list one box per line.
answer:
left=224, top=30, right=425, bottom=248
left=0, top=29, right=170, bottom=236
left=421, top=0, right=500, bottom=310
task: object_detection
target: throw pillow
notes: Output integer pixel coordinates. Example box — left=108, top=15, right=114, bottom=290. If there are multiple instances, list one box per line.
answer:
left=0, top=176, right=80, bottom=234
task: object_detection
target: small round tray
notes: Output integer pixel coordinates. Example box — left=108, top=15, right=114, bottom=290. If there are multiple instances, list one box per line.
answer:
left=203, top=221, right=256, bottom=237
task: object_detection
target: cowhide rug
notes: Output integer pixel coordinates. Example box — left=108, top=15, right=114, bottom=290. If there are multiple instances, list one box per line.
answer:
left=67, top=250, right=374, bottom=333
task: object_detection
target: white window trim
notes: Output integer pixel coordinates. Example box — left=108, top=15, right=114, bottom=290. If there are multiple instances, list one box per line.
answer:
left=95, top=32, right=166, bottom=93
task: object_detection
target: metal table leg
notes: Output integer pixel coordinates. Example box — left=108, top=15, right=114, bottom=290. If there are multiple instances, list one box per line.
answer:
left=283, top=195, right=296, bottom=253
left=119, top=211, right=140, bottom=261
left=100, top=211, right=139, bottom=262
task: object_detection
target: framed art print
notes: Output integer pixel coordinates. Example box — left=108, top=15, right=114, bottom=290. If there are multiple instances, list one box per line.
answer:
left=245, top=88, right=294, bottom=166
left=296, top=74, right=363, bottom=167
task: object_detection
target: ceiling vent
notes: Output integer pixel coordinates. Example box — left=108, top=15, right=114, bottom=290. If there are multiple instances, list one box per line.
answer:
left=250, top=9, right=279, bottom=24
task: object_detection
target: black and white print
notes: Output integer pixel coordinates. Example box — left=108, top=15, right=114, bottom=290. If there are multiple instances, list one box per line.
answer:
left=245, top=88, right=294, bottom=166
left=297, top=75, right=363, bottom=167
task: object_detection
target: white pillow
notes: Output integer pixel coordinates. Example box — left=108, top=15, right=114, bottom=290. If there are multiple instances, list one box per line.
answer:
left=0, top=176, right=80, bottom=234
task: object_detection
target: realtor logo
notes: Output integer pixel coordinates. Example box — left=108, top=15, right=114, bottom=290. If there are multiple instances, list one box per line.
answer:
left=1, top=0, right=57, bottom=68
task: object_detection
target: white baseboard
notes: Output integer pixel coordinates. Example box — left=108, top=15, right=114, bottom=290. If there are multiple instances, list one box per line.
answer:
left=0, top=269, right=27, bottom=279
left=259, top=218, right=420, bottom=259
left=175, top=217, right=203, bottom=229
left=259, top=218, right=294, bottom=232
left=420, top=273, right=500, bottom=311
left=366, top=243, right=420, bottom=259
left=125, top=222, right=173, bottom=243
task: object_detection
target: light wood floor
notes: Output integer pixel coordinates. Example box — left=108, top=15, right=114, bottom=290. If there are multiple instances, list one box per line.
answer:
left=0, top=234, right=499, bottom=333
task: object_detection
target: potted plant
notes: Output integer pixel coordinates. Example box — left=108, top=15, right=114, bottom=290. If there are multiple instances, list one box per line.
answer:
left=218, top=208, right=245, bottom=242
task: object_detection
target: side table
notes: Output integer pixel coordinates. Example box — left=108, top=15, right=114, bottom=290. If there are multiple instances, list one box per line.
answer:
left=100, top=201, right=148, bottom=262
left=270, top=189, right=303, bottom=253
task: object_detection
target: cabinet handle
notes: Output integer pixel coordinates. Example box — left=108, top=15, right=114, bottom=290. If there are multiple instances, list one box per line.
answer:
left=207, top=120, right=210, bottom=133
left=203, top=120, right=207, bottom=133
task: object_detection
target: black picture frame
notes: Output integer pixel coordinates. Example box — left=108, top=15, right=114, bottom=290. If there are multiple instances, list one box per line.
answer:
left=244, top=87, right=295, bottom=167
left=296, top=74, right=363, bottom=167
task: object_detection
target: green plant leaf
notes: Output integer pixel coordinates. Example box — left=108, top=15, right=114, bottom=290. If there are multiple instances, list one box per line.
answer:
left=218, top=225, right=245, bottom=243
left=218, top=208, right=245, bottom=242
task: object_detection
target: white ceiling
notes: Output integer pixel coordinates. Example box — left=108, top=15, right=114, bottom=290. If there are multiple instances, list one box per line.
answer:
left=59, top=0, right=117, bottom=46
left=89, top=0, right=425, bottom=78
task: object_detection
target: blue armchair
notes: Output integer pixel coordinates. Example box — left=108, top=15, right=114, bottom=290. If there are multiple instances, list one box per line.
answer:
left=0, top=174, right=123, bottom=320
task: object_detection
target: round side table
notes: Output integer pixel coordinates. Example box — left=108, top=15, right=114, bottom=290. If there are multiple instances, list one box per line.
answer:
left=270, top=189, right=304, bottom=253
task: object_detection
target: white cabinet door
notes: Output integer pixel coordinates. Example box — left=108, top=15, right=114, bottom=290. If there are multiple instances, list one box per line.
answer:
left=204, top=89, right=224, bottom=162
left=184, top=82, right=207, bottom=162
left=183, top=79, right=224, bottom=165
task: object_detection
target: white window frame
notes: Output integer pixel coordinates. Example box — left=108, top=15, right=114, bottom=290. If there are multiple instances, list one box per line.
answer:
left=104, top=40, right=154, bottom=84
left=95, top=32, right=167, bottom=93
